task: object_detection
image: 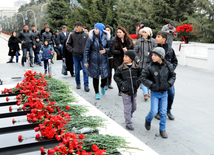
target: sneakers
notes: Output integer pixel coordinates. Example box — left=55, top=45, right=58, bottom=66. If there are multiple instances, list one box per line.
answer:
left=39, top=63, right=42, bottom=66
left=126, top=125, right=134, bottom=131
left=101, top=87, right=105, bottom=95
left=155, top=113, right=160, bottom=120
left=84, top=87, right=90, bottom=92
left=44, top=70, right=47, bottom=74
left=76, top=85, right=81, bottom=89
left=167, top=111, right=175, bottom=120
left=145, top=118, right=151, bottom=130
left=118, top=92, right=122, bottom=96
left=30, top=64, right=34, bottom=67
left=95, top=93, right=100, bottom=100
left=51, top=60, right=54, bottom=64
left=160, top=130, right=168, bottom=138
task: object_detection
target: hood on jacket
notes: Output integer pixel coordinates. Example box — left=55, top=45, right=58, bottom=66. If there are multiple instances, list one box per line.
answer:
left=89, top=30, right=111, bottom=41
left=105, top=25, right=114, bottom=38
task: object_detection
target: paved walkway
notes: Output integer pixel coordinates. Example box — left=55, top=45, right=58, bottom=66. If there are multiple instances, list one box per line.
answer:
left=0, top=34, right=214, bottom=155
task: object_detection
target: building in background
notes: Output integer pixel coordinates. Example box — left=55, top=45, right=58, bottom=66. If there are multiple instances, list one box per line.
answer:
left=14, top=0, right=28, bottom=7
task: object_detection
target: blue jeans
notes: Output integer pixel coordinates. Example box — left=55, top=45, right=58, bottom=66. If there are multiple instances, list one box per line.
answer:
left=146, top=91, right=168, bottom=131
left=141, top=83, right=150, bottom=96
left=22, top=47, right=33, bottom=64
left=167, top=85, right=175, bottom=112
left=73, top=55, right=89, bottom=87
left=11, top=51, right=19, bottom=63
left=37, top=53, right=41, bottom=64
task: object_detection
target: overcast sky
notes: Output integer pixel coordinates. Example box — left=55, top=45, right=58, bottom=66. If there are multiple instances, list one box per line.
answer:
left=1, top=0, right=30, bottom=7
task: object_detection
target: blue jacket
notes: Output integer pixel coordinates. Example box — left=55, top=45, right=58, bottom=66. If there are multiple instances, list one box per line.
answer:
left=84, top=30, right=111, bottom=79
left=40, top=45, right=54, bottom=60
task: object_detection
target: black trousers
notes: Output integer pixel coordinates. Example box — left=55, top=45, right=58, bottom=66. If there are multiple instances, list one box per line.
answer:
left=93, top=78, right=107, bottom=94
left=108, top=58, right=113, bottom=82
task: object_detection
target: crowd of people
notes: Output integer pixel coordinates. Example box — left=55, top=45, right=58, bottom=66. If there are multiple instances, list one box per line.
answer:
left=6, top=20, right=178, bottom=139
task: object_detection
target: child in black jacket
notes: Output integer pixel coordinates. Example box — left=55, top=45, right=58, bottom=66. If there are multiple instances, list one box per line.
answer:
left=141, top=47, right=176, bottom=138
left=34, top=37, right=42, bottom=66
left=114, top=50, right=142, bottom=131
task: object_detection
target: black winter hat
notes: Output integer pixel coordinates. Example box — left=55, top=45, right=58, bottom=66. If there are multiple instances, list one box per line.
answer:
left=157, top=31, right=167, bottom=40
left=124, top=50, right=136, bottom=61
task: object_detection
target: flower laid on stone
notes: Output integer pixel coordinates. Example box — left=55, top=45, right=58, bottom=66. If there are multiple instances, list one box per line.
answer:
left=18, top=135, right=23, bottom=140
left=6, top=97, right=9, bottom=101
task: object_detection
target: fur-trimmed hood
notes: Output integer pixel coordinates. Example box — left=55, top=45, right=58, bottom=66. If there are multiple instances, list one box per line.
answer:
left=89, top=29, right=111, bottom=41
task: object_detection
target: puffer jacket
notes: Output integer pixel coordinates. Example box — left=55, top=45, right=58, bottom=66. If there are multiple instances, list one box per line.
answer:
left=114, top=62, right=142, bottom=95
left=17, top=30, right=35, bottom=48
left=111, top=37, right=134, bottom=70
left=161, top=24, right=176, bottom=44
left=147, top=43, right=178, bottom=70
left=84, top=30, right=111, bottom=79
left=40, top=45, right=54, bottom=60
left=41, top=31, right=55, bottom=45
left=66, top=30, right=88, bottom=57
left=134, top=37, right=156, bottom=69
left=141, top=60, right=176, bottom=93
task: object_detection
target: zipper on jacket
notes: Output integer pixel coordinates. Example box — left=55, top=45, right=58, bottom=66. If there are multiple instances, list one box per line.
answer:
left=129, top=68, right=135, bottom=95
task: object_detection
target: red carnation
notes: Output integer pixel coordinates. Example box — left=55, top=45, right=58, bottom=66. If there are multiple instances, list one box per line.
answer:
left=49, top=51, right=52, bottom=53
left=9, top=106, right=12, bottom=111
left=34, top=127, right=39, bottom=132
left=41, top=147, right=45, bottom=153
left=36, top=133, right=40, bottom=139
left=18, top=135, right=23, bottom=140
left=6, top=97, right=9, bottom=102
left=91, top=144, right=99, bottom=152
left=79, top=134, right=84, bottom=140
left=48, top=149, right=55, bottom=155
left=12, top=118, right=16, bottom=124
left=48, top=75, right=51, bottom=78
left=65, top=106, right=70, bottom=110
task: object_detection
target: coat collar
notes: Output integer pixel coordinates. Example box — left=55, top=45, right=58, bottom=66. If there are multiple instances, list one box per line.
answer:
left=122, top=61, right=138, bottom=69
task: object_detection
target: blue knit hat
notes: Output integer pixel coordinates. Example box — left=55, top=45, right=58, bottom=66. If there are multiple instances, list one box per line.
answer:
left=93, top=23, right=105, bottom=45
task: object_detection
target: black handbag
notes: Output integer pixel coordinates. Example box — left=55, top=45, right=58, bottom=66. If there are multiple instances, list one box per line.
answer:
left=61, top=61, right=67, bottom=75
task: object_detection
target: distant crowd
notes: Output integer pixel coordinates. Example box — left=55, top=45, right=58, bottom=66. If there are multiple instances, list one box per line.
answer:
left=6, top=20, right=178, bottom=139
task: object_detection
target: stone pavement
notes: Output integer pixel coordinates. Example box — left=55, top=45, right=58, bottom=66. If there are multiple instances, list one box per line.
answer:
left=0, top=34, right=214, bottom=155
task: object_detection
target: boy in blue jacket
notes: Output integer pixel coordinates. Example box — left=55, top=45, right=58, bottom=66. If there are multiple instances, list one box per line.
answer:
left=40, top=40, right=54, bottom=74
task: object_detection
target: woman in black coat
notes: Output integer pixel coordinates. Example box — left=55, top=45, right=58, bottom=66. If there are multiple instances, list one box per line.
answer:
left=111, top=26, right=134, bottom=96
left=62, top=31, right=74, bottom=77
left=7, top=32, right=20, bottom=63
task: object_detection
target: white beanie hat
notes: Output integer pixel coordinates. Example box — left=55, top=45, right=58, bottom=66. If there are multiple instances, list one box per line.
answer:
left=139, top=27, right=153, bottom=37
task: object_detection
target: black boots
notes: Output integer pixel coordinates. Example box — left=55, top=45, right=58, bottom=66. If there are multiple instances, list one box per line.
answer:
left=126, top=125, right=134, bottom=131
left=160, top=130, right=168, bottom=138
left=167, top=111, right=175, bottom=120
left=145, top=118, right=151, bottom=130
left=105, top=79, right=113, bottom=90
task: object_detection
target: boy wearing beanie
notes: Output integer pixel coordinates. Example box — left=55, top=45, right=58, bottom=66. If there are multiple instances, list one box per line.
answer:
left=142, top=47, right=176, bottom=138
left=114, top=50, right=142, bottom=131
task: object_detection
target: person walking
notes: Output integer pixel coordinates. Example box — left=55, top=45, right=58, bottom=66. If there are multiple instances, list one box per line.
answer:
left=59, top=25, right=69, bottom=51
left=34, top=37, right=42, bottom=66
left=53, top=30, right=62, bottom=60
left=62, top=31, right=75, bottom=77
left=142, top=47, right=176, bottom=138
left=41, top=27, right=56, bottom=64
left=84, top=23, right=111, bottom=100
left=40, top=40, right=54, bottom=74
left=137, top=21, right=146, bottom=39
left=66, top=22, right=89, bottom=92
left=104, top=25, right=115, bottom=90
left=147, top=31, right=178, bottom=120
left=161, top=21, right=176, bottom=47
left=30, top=24, right=41, bottom=64
left=17, top=25, right=35, bottom=67
left=111, top=26, right=134, bottom=96
left=7, top=32, right=20, bottom=63
left=134, top=27, right=156, bottom=101
left=114, top=50, right=142, bottom=131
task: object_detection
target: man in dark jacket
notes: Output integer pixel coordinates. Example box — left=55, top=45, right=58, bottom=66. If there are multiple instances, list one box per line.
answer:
left=59, top=25, right=69, bottom=50
left=142, top=47, right=176, bottom=138
left=147, top=31, right=178, bottom=120
left=114, top=50, right=142, bottom=131
left=41, top=27, right=56, bottom=64
left=66, top=22, right=89, bottom=92
left=40, top=23, right=53, bottom=35
left=53, top=30, right=62, bottom=60
left=17, top=25, right=36, bottom=67
left=30, top=25, right=41, bottom=64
